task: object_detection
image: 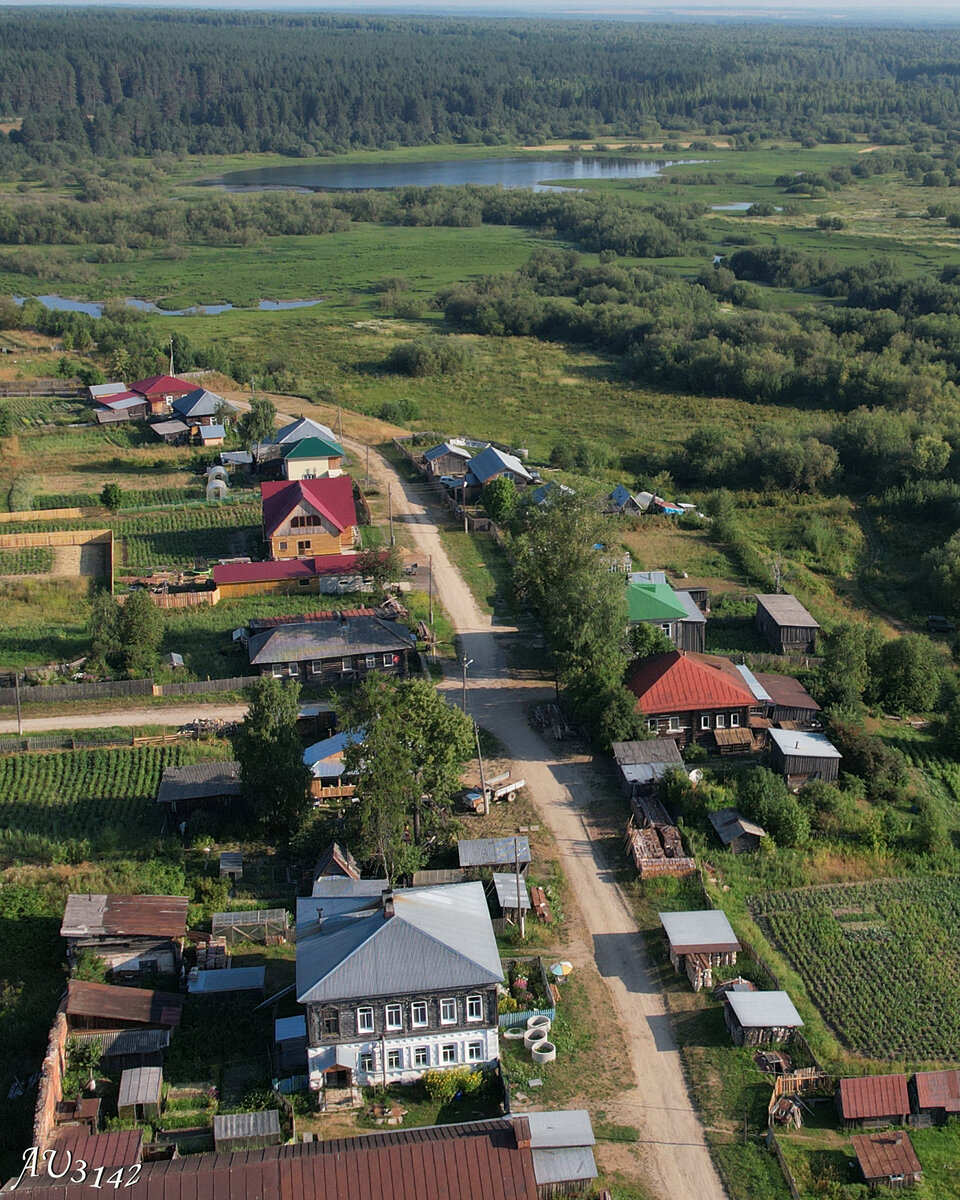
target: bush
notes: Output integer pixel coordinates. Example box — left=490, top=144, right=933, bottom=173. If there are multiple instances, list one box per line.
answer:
left=422, top=1067, right=482, bottom=1103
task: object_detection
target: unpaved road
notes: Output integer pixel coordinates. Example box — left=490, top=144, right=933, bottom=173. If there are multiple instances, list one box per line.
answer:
left=0, top=704, right=246, bottom=735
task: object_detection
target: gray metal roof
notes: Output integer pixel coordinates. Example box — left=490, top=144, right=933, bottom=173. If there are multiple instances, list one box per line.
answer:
left=628, top=570, right=668, bottom=585
left=275, top=1015, right=307, bottom=1043
left=156, top=762, right=241, bottom=805
left=70, top=1028, right=170, bottom=1058
left=296, top=881, right=503, bottom=1004
left=90, top=382, right=128, bottom=399
left=524, top=1111, right=595, bottom=1150
left=188, top=966, right=265, bottom=994
left=491, top=873, right=530, bottom=911
left=734, top=664, right=772, bottom=703
left=768, top=728, right=842, bottom=760
left=659, top=910, right=740, bottom=954
left=248, top=617, right=414, bottom=666
left=466, top=446, right=532, bottom=485
left=725, top=990, right=803, bottom=1029
left=274, top=417, right=337, bottom=445
left=219, top=851, right=243, bottom=870
left=150, top=419, right=189, bottom=436
left=708, top=807, right=766, bottom=844
left=675, top=590, right=707, bottom=624
left=213, top=1111, right=281, bottom=1142
left=612, top=740, right=684, bottom=767
left=118, top=1066, right=162, bottom=1109
left=424, top=442, right=473, bottom=463
left=174, top=388, right=235, bottom=419
left=307, top=878, right=385, bottom=901
left=458, top=837, right=531, bottom=869
left=755, top=594, right=820, bottom=629
left=531, top=1148, right=598, bottom=1187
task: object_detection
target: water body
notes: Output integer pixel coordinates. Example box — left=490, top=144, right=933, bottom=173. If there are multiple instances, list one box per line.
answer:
left=12, top=295, right=323, bottom=318
left=204, top=155, right=704, bottom=193
left=711, top=202, right=783, bottom=212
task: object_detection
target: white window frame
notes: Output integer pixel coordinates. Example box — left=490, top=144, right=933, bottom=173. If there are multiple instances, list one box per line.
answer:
left=413, top=1046, right=429, bottom=1067
left=311, top=660, right=323, bottom=675
left=647, top=718, right=657, bottom=732
left=716, top=713, right=726, bottom=729
left=411, top=1000, right=428, bottom=1028
left=382, top=652, right=393, bottom=666
left=385, top=1003, right=402, bottom=1030
left=272, top=664, right=283, bottom=678
left=386, top=1048, right=402, bottom=1071
left=439, top=997, right=457, bottom=1025
left=358, top=1052, right=374, bottom=1073
left=467, top=1041, right=484, bottom=1062
left=731, top=712, right=740, bottom=727
left=660, top=623, right=672, bottom=633
left=440, top=1043, right=457, bottom=1064
left=365, top=654, right=377, bottom=669
left=700, top=714, right=710, bottom=730
left=466, top=994, right=483, bottom=1022
left=356, top=1006, right=374, bottom=1034
left=668, top=716, right=681, bottom=732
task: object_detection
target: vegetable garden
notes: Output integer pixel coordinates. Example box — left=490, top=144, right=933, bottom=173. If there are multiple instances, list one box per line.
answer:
left=0, top=744, right=227, bottom=864
left=751, top=878, right=960, bottom=1060
left=0, top=546, right=53, bottom=575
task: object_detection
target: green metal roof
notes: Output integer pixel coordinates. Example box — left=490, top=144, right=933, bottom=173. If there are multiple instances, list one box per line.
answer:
left=626, top=581, right=689, bottom=623
left=281, top=435, right=344, bottom=460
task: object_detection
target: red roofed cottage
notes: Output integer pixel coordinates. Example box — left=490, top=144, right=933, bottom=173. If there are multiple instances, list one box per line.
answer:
left=627, top=650, right=758, bottom=748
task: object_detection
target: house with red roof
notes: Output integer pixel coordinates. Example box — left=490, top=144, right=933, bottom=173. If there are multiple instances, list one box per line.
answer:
left=212, top=553, right=364, bottom=600
left=627, top=650, right=760, bottom=748
left=261, top=478, right=359, bottom=560
left=130, top=375, right=196, bottom=416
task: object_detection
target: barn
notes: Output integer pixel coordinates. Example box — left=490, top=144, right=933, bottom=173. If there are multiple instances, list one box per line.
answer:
left=659, top=910, right=740, bottom=992
left=723, top=990, right=803, bottom=1046
left=768, top=728, right=842, bottom=785
left=837, top=1074, right=911, bottom=1128
left=851, top=1131, right=922, bottom=1190
left=911, top=1068, right=960, bottom=1124
left=755, top=594, right=820, bottom=655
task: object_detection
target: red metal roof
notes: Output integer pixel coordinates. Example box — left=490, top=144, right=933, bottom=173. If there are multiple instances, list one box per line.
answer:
left=627, top=650, right=756, bottom=715
left=131, top=375, right=195, bottom=397
left=914, top=1069, right=960, bottom=1113
left=851, top=1132, right=922, bottom=1181
left=838, top=1074, right=910, bottom=1120
left=64, top=980, right=184, bottom=1028
left=261, top=477, right=358, bottom=538
left=212, top=553, right=360, bottom=587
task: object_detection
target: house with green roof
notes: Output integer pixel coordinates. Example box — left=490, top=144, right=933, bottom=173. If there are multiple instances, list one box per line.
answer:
left=282, top=435, right=345, bottom=481
left=627, top=575, right=706, bottom=653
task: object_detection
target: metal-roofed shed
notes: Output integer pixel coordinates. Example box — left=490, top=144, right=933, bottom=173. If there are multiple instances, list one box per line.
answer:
left=60, top=894, right=188, bottom=978
left=68, top=1028, right=170, bottom=1071
left=755, top=594, right=820, bottom=655
left=64, top=980, right=183, bottom=1031
left=724, top=990, right=803, bottom=1046
left=117, top=1067, right=162, bottom=1123
left=211, top=909, right=289, bottom=946
left=837, top=1074, right=911, bottom=1126
left=912, top=1069, right=960, bottom=1121
left=187, top=966, right=265, bottom=996
left=612, top=739, right=684, bottom=796
left=660, top=910, right=740, bottom=992
left=492, top=873, right=531, bottom=913
left=458, top=836, right=531, bottom=870
left=851, top=1132, right=922, bottom=1188
left=212, top=1110, right=282, bottom=1152
left=768, top=727, right=841, bottom=784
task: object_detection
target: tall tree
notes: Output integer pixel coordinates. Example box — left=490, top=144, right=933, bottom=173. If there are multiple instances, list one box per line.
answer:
left=873, top=634, right=941, bottom=716
left=119, top=589, right=164, bottom=676
left=235, top=676, right=311, bottom=836
left=239, top=395, right=277, bottom=458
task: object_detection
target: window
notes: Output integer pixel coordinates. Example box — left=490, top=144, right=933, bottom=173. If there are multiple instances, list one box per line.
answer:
left=311, top=660, right=323, bottom=675
left=386, top=1049, right=402, bottom=1070
left=731, top=712, right=740, bottom=727
left=413, top=1046, right=429, bottom=1068
left=411, top=1001, right=428, bottom=1028
left=358, top=1053, right=374, bottom=1073
left=272, top=664, right=284, bottom=678
left=466, top=994, right=483, bottom=1022
left=357, top=1006, right=374, bottom=1034
left=467, top=1042, right=484, bottom=1062
left=716, top=714, right=726, bottom=729
left=441, top=1044, right=457, bottom=1064
left=385, top=1003, right=402, bottom=1031
left=322, top=1008, right=339, bottom=1036
left=288, top=662, right=300, bottom=675
left=647, top=719, right=657, bottom=732
left=365, top=655, right=377, bottom=669
left=440, top=998, right=456, bottom=1025
left=668, top=716, right=681, bottom=732
left=297, top=540, right=310, bottom=553
left=700, top=714, right=711, bottom=730
left=660, top=623, right=672, bottom=633
left=278, top=541, right=288, bottom=551
left=298, top=578, right=311, bottom=588
left=382, top=653, right=394, bottom=666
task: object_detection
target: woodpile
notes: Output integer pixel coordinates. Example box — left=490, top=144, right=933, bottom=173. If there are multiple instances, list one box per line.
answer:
left=196, top=937, right=228, bottom=970
left=533, top=704, right=573, bottom=740
left=530, top=885, right=553, bottom=924
left=624, top=817, right=697, bottom=879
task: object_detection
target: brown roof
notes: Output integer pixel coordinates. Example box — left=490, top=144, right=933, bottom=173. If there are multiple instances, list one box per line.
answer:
left=838, top=1074, right=910, bottom=1121
left=6, top=1120, right=539, bottom=1200
left=61, top=894, right=188, bottom=940
left=851, top=1132, right=922, bottom=1181
left=914, top=1069, right=960, bottom=1113
left=755, top=594, right=820, bottom=629
left=64, top=981, right=184, bottom=1029
left=15, top=1133, right=144, bottom=1190
left=754, top=673, right=821, bottom=713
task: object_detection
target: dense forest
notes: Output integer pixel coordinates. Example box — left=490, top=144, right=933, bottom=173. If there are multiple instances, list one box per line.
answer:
left=6, top=13, right=960, bottom=164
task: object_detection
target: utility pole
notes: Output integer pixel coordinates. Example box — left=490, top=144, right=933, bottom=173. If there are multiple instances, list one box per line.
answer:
left=337, top=407, right=343, bottom=445
left=515, top=837, right=525, bottom=940
left=475, top=721, right=488, bottom=817
left=428, top=554, right=434, bottom=626
left=461, top=655, right=472, bottom=714
left=14, top=672, right=22, bottom=737
left=388, top=483, right=395, bottom=546
left=365, top=444, right=370, bottom=487
left=168, top=337, right=175, bottom=376
left=462, top=482, right=468, bottom=533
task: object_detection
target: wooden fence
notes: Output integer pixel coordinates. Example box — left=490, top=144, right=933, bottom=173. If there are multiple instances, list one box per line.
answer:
left=0, top=506, right=84, bottom=524
left=768, top=1132, right=802, bottom=1200
left=156, top=675, right=258, bottom=697
left=0, top=673, right=258, bottom=708
left=0, top=380, right=83, bottom=397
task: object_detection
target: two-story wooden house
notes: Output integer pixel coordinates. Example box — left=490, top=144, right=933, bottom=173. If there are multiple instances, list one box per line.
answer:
left=627, top=650, right=758, bottom=748
left=130, top=375, right=196, bottom=417
left=626, top=573, right=706, bottom=654
left=261, top=477, right=359, bottom=560
left=296, top=880, right=504, bottom=1100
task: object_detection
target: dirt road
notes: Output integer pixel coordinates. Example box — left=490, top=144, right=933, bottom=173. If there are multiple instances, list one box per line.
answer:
left=0, top=704, right=247, bottom=735
left=360, top=440, right=727, bottom=1200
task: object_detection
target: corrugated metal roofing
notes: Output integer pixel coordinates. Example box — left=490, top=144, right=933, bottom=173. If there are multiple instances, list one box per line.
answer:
left=913, top=1069, right=960, bottom=1112
left=628, top=651, right=755, bottom=714
left=734, top=665, right=772, bottom=703
left=524, top=1111, right=595, bottom=1150
left=69, top=1028, right=170, bottom=1057
left=274, top=417, right=337, bottom=445
left=755, top=594, right=820, bottom=629
left=626, top=581, right=690, bottom=624
left=306, top=878, right=385, bottom=902
left=725, top=991, right=803, bottom=1029
left=530, top=1147, right=598, bottom=1187
left=16, top=1130, right=145, bottom=1189
left=61, top=894, right=188, bottom=938
left=839, top=1074, right=910, bottom=1120
left=851, top=1132, right=921, bottom=1181
left=303, top=732, right=364, bottom=777
left=65, top=980, right=183, bottom=1028
left=213, top=553, right=361, bottom=587
left=248, top=616, right=413, bottom=666
left=118, top=1067, right=162, bottom=1109
left=755, top=673, right=821, bottom=712
left=492, top=874, right=531, bottom=911
left=612, top=740, right=684, bottom=767
left=261, top=476, right=357, bottom=537
left=296, top=881, right=503, bottom=1004
left=659, top=910, right=740, bottom=955
left=768, top=728, right=841, bottom=760
left=458, top=837, right=531, bottom=868
left=281, top=436, right=344, bottom=460
left=156, top=762, right=242, bottom=805
left=89, top=382, right=128, bottom=399
left=188, top=967, right=265, bottom=994
left=213, top=1111, right=281, bottom=1143
left=131, top=374, right=194, bottom=397
left=275, top=1015, right=307, bottom=1043
left=674, top=589, right=707, bottom=624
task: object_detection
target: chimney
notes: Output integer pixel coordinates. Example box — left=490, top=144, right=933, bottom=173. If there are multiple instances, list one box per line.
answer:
left=382, top=888, right=395, bottom=920
left=514, top=1116, right=531, bottom=1149
left=894, top=1133, right=903, bottom=1145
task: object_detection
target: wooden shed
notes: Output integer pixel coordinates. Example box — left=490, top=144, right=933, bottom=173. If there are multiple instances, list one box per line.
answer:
left=708, top=807, right=766, bottom=853
left=768, top=728, right=841, bottom=785
left=219, top=851, right=243, bottom=881
left=659, top=910, right=740, bottom=992
left=213, top=1110, right=282, bottom=1152
left=612, top=739, right=684, bottom=799
left=117, top=1066, right=163, bottom=1124
left=851, top=1131, right=922, bottom=1190
left=837, top=1075, right=911, bottom=1128
left=68, top=1027, right=170, bottom=1071
left=723, top=990, right=803, bottom=1046
left=156, top=762, right=242, bottom=820
left=755, top=594, right=820, bottom=655
left=64, top=980, right=184, bottom=1033
left=60, top=894, right=188, bottom=979
left=911, top=1069, right=960, bottom=1124
left=754, top=673, right=821, bottom=726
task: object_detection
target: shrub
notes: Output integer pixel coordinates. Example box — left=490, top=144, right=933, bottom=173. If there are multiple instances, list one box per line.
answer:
left=422, top=1067, right=482, bottom=1103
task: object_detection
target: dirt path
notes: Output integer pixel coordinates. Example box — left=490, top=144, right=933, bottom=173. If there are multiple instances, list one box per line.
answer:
left=0, top=703, right=246, bottom=735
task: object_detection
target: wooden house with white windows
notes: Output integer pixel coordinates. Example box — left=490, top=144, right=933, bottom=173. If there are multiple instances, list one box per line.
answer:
left=261, top=478, right=359, bottom=561
left=247, top=615, right=415, bottom=683
left=295, top=880, right=503, bottom=1103
left=626, top=650, right=759, bottom=749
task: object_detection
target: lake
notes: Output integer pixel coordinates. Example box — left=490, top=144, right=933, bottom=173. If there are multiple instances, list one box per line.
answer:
left=13, top=296, right=323, bottom=318
left=203, top=155, right=704, bottom=193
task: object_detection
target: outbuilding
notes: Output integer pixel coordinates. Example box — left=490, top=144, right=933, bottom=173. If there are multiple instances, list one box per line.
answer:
left=117, top=1067, right=163, bottom=1124
left=212, top=1110, right=282, bottom=1152
left=187, top=965, right=266, bottom=996
left=156, top=761, right=242, bottom=820
left=611, top=739, right=684, bottom=799
left=755, top=594, right=820, bottom=655
left=458, top=836, right=531, bottom=874
left=708, top=807, right=767, bottom=853
left=60, top=893, right=188, bottom=979
left=723, top=990, right=803, bottom=1046
left=753, top=672, right=821, bottom=726
left=911, top=1068, right=960, bottom=1124
left=851, top=1131, right=922, bottom=1190
left=768, top=728, right=841, bottom=785
left=275, top=1014, right=309, bottom=1073
left=837, top=1074, right=911, bottom=1128
left=659, top=910, right=740, bottom=992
